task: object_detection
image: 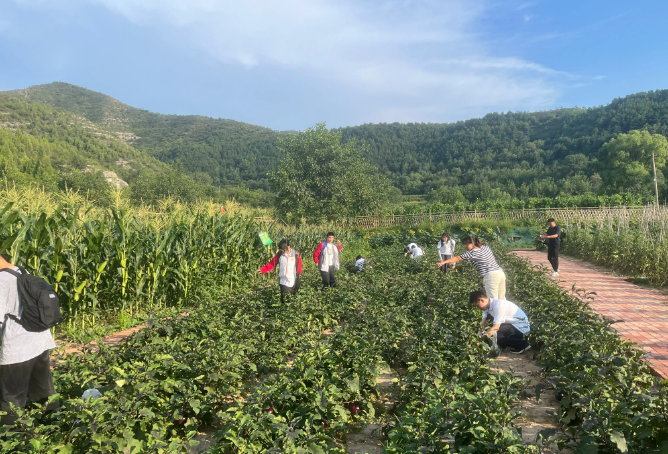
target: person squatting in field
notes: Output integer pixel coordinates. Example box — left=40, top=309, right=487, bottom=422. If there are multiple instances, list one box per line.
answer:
left=0, top=253, right=59, bottom=425
left=313, top=232, right=342, bottom=289
left=437, top=233, right=456, bottom=272
left=355, top=255, right=366, bottom=272
left=258, top=239, right=302, bottom=303
left=404, top=243, right=424, bottom=258
left=437, top=236, right=507, bottom=299
left=470, top=290, right=531, bottom=356
left=541, top=218, right=561, bottom=276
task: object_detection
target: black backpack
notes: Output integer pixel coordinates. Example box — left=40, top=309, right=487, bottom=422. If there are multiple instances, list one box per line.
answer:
left=0, top=266, right=63, bottom=332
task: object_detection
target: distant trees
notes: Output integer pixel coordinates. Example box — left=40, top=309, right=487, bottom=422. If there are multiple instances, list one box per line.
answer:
left=598, top=130, right=668, bottom=199
left=60, top=170, right=113, bottom=206
left=269, top=124, right=392, bottom=221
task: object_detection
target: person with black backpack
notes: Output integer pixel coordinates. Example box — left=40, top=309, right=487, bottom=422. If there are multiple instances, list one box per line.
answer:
left=0, top=253, right=61, bottom=425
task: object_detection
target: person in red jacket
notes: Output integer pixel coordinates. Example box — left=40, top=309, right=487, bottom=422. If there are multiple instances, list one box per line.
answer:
left=257, top=239, right=302, bottom=303
left=313, top=232, right=342, bottom=289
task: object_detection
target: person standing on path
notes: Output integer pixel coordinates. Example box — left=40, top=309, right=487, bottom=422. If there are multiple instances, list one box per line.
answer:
left=470, top=290, right=531, bottom=355
left=437, top=236, right=507, bottom=299
left=540, top=218, right=561, bottom=276
left=314, top=232, right=342, bottom=289
left=257, top=239, right=303, bottom=303
left=437, top=233, right=456, bottom=272
left=0, top=254, right=59, bottom=425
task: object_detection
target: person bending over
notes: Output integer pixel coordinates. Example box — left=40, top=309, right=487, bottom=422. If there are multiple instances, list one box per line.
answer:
left=314, top=232, right=342, bottom=289
left=354, top=255, right=366, bottom=273
left=258, top=239, right=302, bottom=303
left=438, top=236, right=507, bottom=299
left=404, top=243, right=424, bottom=259
left=470, top=290, right=531, bottom=356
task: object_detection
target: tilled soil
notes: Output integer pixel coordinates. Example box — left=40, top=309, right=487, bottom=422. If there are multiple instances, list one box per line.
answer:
left=492, top=350, right=570, bottom=453
left=345, top=368, right=399, bottom=454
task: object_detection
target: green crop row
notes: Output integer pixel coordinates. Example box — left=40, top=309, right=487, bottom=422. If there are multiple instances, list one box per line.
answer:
left=561, top=225, right=668, bottom=287
left=0, top=271, right=353, bottom=452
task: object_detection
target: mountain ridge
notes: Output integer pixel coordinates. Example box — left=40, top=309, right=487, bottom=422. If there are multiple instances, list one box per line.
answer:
left=4, top=82, right=668, bottom=200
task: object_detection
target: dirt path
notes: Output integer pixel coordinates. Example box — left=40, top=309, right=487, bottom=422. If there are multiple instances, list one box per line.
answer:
left=492, top=350, right=568, bottom=453
left=345, top=368, right=399, bottom=454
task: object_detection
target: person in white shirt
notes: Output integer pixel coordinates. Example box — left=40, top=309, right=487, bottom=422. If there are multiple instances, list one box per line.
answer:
left=437, top=233, right=456, bottom=272
left=0, top=254, right=58, bottom=425
left=404, top=243, right=424, bottom=259
left=354, top=255, right=366, bottom=272
left=469, top=290, right=531, bottom=356
left=257, top=239, right=302, bottom=303
left=314, top=232, right=342, bottom=289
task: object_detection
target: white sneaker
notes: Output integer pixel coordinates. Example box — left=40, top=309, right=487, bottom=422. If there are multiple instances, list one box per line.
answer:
left=511, top=345, right=531, bottom=354
left=551, top=271, right=559, bottom=277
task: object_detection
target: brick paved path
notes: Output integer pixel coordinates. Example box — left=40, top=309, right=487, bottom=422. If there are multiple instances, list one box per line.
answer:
left=513, top=250, right=668, bottom=378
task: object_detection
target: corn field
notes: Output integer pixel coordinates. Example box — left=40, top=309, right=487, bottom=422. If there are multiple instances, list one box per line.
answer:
left=0, top=187, right=269, bottom=332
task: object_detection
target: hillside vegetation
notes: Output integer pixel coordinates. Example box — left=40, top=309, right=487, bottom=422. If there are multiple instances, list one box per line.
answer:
left=0, top=94, right=270, bottom=206
left=7, top=82, right=286, bottom=190
left=4, top=82, right=668, bottom=208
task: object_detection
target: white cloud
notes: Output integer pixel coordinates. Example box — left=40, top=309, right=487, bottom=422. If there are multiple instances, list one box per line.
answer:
left=516, top=1, right=538, bottom=11
left=10, top=0, right=571, bottom=123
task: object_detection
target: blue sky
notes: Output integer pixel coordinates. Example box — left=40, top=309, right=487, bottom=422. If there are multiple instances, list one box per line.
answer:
left=1, top=0, right=666, bottom=130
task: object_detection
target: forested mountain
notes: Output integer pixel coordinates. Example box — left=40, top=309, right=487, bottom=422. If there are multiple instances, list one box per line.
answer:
left=0, top=94, right=244, bottom=206
left=4, top=82, right=668, bottom=204
left=339, top=90, right=668, bottom=200
left=6, top=82, right=286, bottom=190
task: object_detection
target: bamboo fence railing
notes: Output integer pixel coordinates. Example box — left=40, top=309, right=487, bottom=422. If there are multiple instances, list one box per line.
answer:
left=256, top=205, right=668, bottom=230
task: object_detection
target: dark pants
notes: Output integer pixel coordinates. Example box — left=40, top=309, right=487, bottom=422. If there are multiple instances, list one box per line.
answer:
left=1, top=349, right=58, bottom=425
left=320, top=266, right=336, bottom=289
left=440, top=254, right=453, bottom=272
left=547, top=245, right=560, bottom=272
left=279, top=277, right=301, bottom=303
left=497, top=324, right=530, bottom=352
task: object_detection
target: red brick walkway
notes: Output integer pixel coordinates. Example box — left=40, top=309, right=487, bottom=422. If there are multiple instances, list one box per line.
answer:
left=512, top=250, right=668, bottom=378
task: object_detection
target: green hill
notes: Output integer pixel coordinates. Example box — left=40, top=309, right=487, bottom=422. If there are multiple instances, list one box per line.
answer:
left=6, top=82, right=286, bottom=190
left=0, top=93, right=245, bottom=206
left=339, top=90, right=668, bottom=199
left=5, top=82, right=668, bottom=203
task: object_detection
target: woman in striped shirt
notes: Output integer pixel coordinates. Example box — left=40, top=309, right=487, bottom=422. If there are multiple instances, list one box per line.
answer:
left=437, top=236, right=506, bottom=299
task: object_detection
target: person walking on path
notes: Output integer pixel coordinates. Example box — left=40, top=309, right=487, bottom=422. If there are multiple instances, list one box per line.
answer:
left=314, top=232, right=342, bottom=289
left=0, top=254, right=59, bottom=426
left=470, top=290, right=531, bottom=356
left=437, top=233, right=456, bottom=272
left=438, top=236, right=507, bottom=299
left=258, top=239, right=303, bottom=303
left=540, top=218, right=561, bottom=276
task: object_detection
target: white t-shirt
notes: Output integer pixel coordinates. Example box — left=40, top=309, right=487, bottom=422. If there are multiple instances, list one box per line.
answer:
left=483, top=298, right=530, bottom=334
left=355, top=258, right=365, bottom=271
left=437, top=238, right=456, bottom=255
left=325, top=243, right=336, bottom=267
left=0, top=268, right=57, bottom=365
left=412, top=247, right=424, bottom=258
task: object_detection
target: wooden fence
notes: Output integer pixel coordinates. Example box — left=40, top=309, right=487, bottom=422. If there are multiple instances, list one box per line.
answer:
left=255, top=206, right=668, bottom=230
left=340, top=206, right=668, bottom=229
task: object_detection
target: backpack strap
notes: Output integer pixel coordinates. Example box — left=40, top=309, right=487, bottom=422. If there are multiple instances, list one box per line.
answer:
left=0, top=267, right=20, bottom=278
left=0, top=267, right=23, bottom=332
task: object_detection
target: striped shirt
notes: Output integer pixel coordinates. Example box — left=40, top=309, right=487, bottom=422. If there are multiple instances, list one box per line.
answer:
left=459, top=245, right=501, bottom=276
